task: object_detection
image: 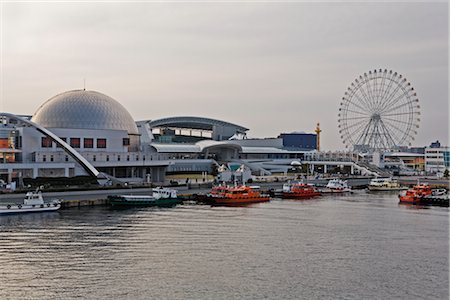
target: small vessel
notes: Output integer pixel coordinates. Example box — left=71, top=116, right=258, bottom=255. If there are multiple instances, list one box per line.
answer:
left=320, top=179, right=352, bottom=193
left=208, top=185, right=230, bottom=198
left=368, top=177, right=406, bottom=191
left=282, top=181, right=321, bottom=199
left=209, top=185, right=270, bottom=205
left=0, top=189, right=61, bottom=214
left=398, top=184, right=433, bottom=204
left=108, top=187, right=182, bottom=207
left=421, top=189, right=449, bottom=207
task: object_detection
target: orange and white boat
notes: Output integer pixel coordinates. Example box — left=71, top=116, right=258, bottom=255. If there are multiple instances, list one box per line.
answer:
left=211, top=185, right=270, bottom=205
left=398, top=184, right=433, bottom=204
left=208, top=185, right=230, bottom=198
left=282, top=182, right=321, bottom=199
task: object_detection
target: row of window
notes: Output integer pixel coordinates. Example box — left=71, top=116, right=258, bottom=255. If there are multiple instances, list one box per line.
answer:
left=41, top=137, right=132, bottom=149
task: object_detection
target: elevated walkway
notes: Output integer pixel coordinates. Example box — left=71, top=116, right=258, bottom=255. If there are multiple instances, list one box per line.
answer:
left=355, top=162, right=392, bottom=177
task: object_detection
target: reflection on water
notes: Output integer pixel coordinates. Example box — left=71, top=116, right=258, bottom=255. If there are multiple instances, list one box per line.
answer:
left=0, top=192, right=448, bottom=299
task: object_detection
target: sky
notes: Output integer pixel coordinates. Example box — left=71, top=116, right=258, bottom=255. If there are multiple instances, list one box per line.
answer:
left=0, top=1, right=448, bottom=150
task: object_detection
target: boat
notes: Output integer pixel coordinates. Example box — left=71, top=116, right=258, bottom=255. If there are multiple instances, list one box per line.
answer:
left=421, top=189, right=449, bottom=207
left=319, top=179, right=352, bottom=193
left=282, top=181, right=321, bottom=199
left=398, top=184, right=433, bottom=204
left=0, top=189, right=61, bottom=214
left=209, top=185, right=270, bottom=205
left=208, top=185, right=231, bottom=198
left=108, top=187, right=182, bottom=207
left=368, top=177, right=406, bottom=191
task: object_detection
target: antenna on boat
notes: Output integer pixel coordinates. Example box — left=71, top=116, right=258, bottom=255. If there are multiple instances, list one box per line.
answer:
left=83, top=78, right=86, bottom=91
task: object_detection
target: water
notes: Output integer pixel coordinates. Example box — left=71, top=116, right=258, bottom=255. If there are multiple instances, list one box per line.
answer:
left=1, top=191, right=448, bottom=299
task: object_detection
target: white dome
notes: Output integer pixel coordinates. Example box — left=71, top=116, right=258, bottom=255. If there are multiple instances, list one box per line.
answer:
left=31, top=90, right=138, bottom=134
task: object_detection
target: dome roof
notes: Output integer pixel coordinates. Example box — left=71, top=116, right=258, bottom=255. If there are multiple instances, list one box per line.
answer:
left=31, top=90, right=138, bottom=134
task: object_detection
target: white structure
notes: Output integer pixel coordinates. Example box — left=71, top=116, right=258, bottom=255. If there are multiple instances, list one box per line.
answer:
left=425, top=146, right=450, bottom=175
left=0, top=90, right=169, bottom=184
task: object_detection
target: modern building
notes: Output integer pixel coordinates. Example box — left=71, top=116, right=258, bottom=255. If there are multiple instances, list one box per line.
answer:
left=0, top=90, right=169, bottom=184
left=425, top=142, right=450, bottom=175
left=0, top=89, right=321, bottom=185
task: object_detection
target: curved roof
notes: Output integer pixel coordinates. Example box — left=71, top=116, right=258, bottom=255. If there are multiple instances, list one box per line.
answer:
left=151, top=140, right=243, bottom=153
left=145, top=116, right=248, bottom=132
left=32, top=90, right=139, bottom=134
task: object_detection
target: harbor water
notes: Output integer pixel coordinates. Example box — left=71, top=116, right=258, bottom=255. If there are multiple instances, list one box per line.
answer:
left=0, top=191, right=448, bottom=299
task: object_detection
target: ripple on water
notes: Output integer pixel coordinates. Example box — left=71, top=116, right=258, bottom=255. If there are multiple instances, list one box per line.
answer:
left=0, top=193, right=448, bottom=299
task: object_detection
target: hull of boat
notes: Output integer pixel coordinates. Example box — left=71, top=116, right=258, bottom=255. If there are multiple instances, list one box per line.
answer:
left=212, top=196, right=270, bottom=205
left=368, top=186, right=406, bottom=191
left=282, top=192, right=321, bottom=199
left=319, top=188, right=352, bottom=193
left=398, top=195, right=420, bottom=204
left=108, top=195, right=182, bottom=207
left=0, top=204, right=61, bottom=214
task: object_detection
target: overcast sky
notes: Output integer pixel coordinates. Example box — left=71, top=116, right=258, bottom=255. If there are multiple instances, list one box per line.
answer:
left=1, top=1, right=448, bottom=150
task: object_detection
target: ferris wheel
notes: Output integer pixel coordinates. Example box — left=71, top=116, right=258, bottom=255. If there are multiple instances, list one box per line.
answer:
left=338, top=69, right=420, bottom=152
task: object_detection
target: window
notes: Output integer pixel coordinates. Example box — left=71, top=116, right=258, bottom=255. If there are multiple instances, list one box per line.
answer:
left=127, top=155, right=130, bottom=161
left=65, top=155, right=69, bottom=162
left=123, top=138, right=130, bottom=146
left=106, top=155, right=110, bottom=162
left=93, top=155, right=96, bottom=162
left=97, top=138, right=107, bottom=149
left=41, top=137, right=53, bottom=148
left=84, top=138, right=94, bottom=149
left=43, top=155, right=46, bottom=162
left=50, top=155, right=54, bottom=162
left=117, top=155, right=121, bottom=161
left=70, top=138, right=81, bottom=148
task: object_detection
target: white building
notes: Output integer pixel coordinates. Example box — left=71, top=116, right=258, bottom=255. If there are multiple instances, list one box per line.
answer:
left=425, top=146, right=450, bottom=175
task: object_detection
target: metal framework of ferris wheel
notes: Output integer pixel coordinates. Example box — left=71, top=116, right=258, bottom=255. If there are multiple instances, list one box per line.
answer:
left=338, top=69, right=421, bottom=153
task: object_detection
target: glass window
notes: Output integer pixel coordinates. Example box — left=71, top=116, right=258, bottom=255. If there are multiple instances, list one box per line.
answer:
left=70, top=138, right=81, bottom=148
left=84, top=138, right=94, bottom=148
left=97, top=138, right=107, bottom=149
left=41, top=137, right=53, bottom=148
left=123, top=138, right=130, bottom=146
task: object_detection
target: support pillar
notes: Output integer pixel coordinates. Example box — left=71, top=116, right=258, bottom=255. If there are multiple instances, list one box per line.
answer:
left=324, top=165, right=327, bottom=174
left=351, top=164, right=354, bottom=175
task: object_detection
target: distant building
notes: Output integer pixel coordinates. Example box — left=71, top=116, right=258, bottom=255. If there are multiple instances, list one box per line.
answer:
left=425, top=141, right=449, bottom=175
left=278, top=132, right=317, bottom=150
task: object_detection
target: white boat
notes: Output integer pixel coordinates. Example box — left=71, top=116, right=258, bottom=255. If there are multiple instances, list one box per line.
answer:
left=320, top=179, right=352, bottom=193
left=108, top=187, right=182, bottom=207
left=368, top=177, right=406, bottom=191
left=0, top=189, right=61, bottom=214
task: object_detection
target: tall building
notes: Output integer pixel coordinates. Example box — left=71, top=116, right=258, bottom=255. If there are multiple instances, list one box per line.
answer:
left=425, top=141, right=450, bottom=175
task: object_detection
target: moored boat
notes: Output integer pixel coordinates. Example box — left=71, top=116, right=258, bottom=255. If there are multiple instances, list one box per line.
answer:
left=108, top=187, right=182, bottom=207
left=398, top=184, right=432, bottom=204
left=282, top=182, right=321, bottom=199
left=319, top=179, right=352, bottom=193
left=420, top=189, right=449, bottom=207
left=0, top=189, right=61, bottom=215
left=368, top=177, right=406, bottom=191
left=210, top=185, right=270, bottom=205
